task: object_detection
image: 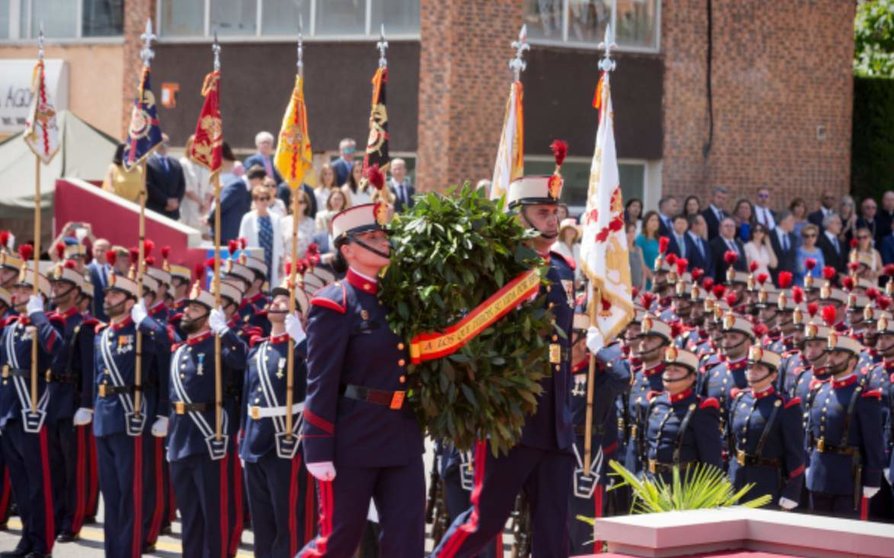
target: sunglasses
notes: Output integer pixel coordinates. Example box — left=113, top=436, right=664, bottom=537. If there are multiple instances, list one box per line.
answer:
left=758, top=193, right=769, bottom=199
left=253, top=196, right=270, bottom=202
left=804, top=233, right=817, bottom=238
left=858, top=235, right=870, bottom=240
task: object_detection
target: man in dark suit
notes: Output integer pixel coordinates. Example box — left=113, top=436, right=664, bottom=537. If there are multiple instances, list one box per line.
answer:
left=276, top=182, right=318, bottom=219
left=87, top=238, right=110, bottom=321
left=207, top=166, right=256, bottom=244
left=146, top=134, right=186, bottom=220
left=817, top=213, right=847, bottom=276
left=666, top=214, right=689, bottom=259
left=753, top=186, right=777, bottom=230
left=856, top=197, right=880, bottom=245
left=709, top=217, right=748, bottom=280
left=388, top=158, right=416, bottom=213
left=807, top=192, right=837, bottom=230
left=244, top=131, right=284, bottom=185
left=881, top=221, right=894, bottom=265
left=657, top=196, right=678, bottom=238
left=685, top=214, right=713, bottom=279
left=701, top=186, right=730, bottom=241
left=770, top=211, right=798, bottom=285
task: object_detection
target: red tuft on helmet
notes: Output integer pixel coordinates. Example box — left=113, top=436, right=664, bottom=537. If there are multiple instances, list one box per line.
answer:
left=878, top=296, right=892, bottom=311
left=105, top=250, right=117, bottom=266
left=866, top=287, right=880, bottom=301
left=842, top=276, right=855, bottom=291
left=778, top=271, right=793, bottom=289
left=850, top=238, right=858, bottom=249
left=821, top=305, right=837, bottom=326
left=666, top=253, right=677, bottom=266
left=63, top=259, right=76, bottom=270
left=640, top=292, right=656, bottom=309
left=702, top=277, right=714, bottom=291
left=631, top=286, right=639, bottom=299
left=805, top=258, right=817, bottom=271
left=724, top=250, right=738, bottom=265
left=675, top=258, right=688, bottom=275
left=807, top=301, right=819, bottom=317
left=228, top=240, right=239, bottom=256
left=54, top=242, right=65, bottom=259
left=884, top=264, right=894, bottom=277
left=143, top=239, right=155, bottom=256
left=847, top=261, right=860, bottom=272
left=128, top=248, right=139, bottom=263
left=753, top=323, right=768, bottom=337
left=670, top=321, right=685, bottom=338
left=749, top=261, right=758, bottom=273
left=144, top=256, right=156, bottom=267
left=239, top=237, right=247, bottom=250
left=822, top=266, right=836, bottom=281
left=550, top=139, right=568, bottom=167
left=756, top=272, right=769, bottom=286
left=658, top=236, right=669, bottom=255
left=366, top=164, right=385, bottom=190
left=193, top=263, right=206, bottom=283
left=712, top=285, right=726, bottom=299
left=725, top=292, right=738, bottom=306
left=0, top=230, right=9, bottom=248
left=792, top=286, right=804, bottom=304
left=692, top=268, right=704, bottom=281
left=161, top=245, right=171, bottom=259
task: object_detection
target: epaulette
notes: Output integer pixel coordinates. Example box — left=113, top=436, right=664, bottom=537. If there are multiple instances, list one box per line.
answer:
left=47, top=314, right=66, bottom=327
left=699, top=397, right=720, bottom=410
left=311, top=282, right=348, bottom=314
left=861, top=388, right=882, bottom=400
left=809, top=378, right=825, bottom=391
left=646, top=390, right=662, bottom=402
left=784, top=396, right=801, bottom=409
left=550, top=250, right=576, bottom=271
left=94, top=322, right=109, bottom=335
left=249, top=335, right=265, bottom=348
left=82, top=317, right=99, bottom=328
left=168, top=312, right=183, bottom=325
left=729, top=387, right=743, bottom=400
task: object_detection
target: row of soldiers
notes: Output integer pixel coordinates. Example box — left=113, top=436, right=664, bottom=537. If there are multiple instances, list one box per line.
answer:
left=0, top=238, right=327, bottom=558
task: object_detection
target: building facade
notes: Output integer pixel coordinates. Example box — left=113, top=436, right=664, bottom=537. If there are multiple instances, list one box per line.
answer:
left=0, top=0, right=855, bottom=215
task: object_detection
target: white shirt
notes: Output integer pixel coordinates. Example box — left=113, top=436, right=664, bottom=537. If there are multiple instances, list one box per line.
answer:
left=755, top=206, right=775, bottom=229
left=824, top=230, right=841, bottom=254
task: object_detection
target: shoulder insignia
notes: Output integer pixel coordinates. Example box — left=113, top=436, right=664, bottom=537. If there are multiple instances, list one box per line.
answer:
left=94, top=322, right=109, bottom=334
left=646, top=390, right=661, bottom=402
left=249, top=335, right=266, bottom=348
left=47, top=314, right=66, bottom=327
left=730, top=387, right=742, bottom=400
left=311, top=283, right=348, bottom=314
left=861, top=389, right=882, bottom=400
left=550, top=250, right=576, bottom=271
left=82, top=317, right=99, bottom=328
left=168, top=312, right=183, bottom=325
left=784, top=397, right=801, bottom=409
left=699, top=397, right=720, bottom=410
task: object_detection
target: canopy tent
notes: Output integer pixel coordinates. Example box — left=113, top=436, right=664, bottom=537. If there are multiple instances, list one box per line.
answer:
left=0, top=110, right=118, bottom=218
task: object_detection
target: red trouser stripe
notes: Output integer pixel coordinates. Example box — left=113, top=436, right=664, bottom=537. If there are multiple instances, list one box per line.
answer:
left=219, top=455, right=229, bottom=558
left=71, top=425, right=87, bottom=533
left=229, top=448, right=244, bottom=556
left=289, top=454, right=300, bottom=556
left=436, top=439, right=487, bottom=558
left=302, top=479, right=333, bottom=557
left=0, top=468, right=10, bottom=522
left=593, top=484, right=604, bottom=553
left=147, top=437, right=165, bottom=543
left=131, top=436, right=144, bottom=558
left=305, top=470, right=315, bottom=545
left=38, top=428, right=55, bottom=554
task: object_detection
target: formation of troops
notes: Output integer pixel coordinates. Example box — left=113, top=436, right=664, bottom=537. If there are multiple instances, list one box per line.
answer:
left=0, top=170, right=892, bottom=558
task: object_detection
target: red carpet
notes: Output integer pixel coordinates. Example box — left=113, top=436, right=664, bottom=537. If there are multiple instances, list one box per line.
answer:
left=589, top=552, right=798, bottom=558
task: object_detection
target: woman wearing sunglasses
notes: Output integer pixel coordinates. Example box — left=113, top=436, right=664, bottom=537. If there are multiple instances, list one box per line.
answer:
left=849, top=226, right=882, bottom=282
left=795, top=224, right=825, bottom=287
left=239, top=183, right=285, bottom=285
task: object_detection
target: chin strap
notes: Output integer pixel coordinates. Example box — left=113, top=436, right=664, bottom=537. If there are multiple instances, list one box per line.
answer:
left=350, top=235, right=391, bottom=260
left=520, top=206, right=558, bottom=240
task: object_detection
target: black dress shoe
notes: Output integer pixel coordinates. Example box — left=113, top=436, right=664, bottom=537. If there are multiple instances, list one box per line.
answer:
left=23, top=553, right=50, bottom=558
left=159, top=525, right=172, bottom=536
left=142, top=543, right=156, bottom=554
left=55, top=530, right=79, bottom=542
left=0, top=521, right=8, bottom=531
left=83, top=515, right=96, bottom=525
left=0, top=550, right=28, bottom=558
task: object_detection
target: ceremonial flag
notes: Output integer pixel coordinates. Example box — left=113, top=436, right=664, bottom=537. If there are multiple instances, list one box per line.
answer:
left=23, top=58, right=60, bottom=164
left=274, top=74, right=313, bottom=190
left=363, top=67, right=390, bottom=174
left=188, top=70, right=223, bottom=173
left=490, top=80, right=524, bottom=199
left=580, top=73, right=634, bottom=341
left=123, top=66, right=163, bottom=170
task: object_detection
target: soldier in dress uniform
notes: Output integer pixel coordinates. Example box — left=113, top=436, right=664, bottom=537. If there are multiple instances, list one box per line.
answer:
left=82, top=271, right=169, bottom=557
left=431, top=168, right=578, bottom=557
left=727, top=345, right=805, bottom=510
left=791, top=306, right=834, bottom=402
left=298, top=202, right=425, bottom=558
left=168, top=281, right=247, bottom=558
left=0, top=256, right=62, bottom=558
left=623, top=314, right=671, bottom=476
left=240, top=280, right=315, bottom=557
left=0, top=251, right=22, bottom=291
left=702, top=313, right=753, bottom=426
left=569, top=313, right=630, bottom=554
left=169, top=263, right=192, bottom=313
left=242, top=256, right=271, bottom=337
left=805, top=330, right=885, bottom=516
left=0, top=287, right=12, bottom=529
left=644, top=347, right=722, bottom=484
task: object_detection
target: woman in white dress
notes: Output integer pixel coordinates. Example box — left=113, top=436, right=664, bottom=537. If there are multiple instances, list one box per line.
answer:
left=180, top=135, right=212, bottom=233
left=341, top=160, right=371, bottom=206
left=238, top=183, right=285, bottom=286
left=744, top=223, right=778, bottom=277
left=313, top=164, right=339, bottom=213
left=315, top=188, right=349, bottom=234
left=281, top=188, right=317, bottom=261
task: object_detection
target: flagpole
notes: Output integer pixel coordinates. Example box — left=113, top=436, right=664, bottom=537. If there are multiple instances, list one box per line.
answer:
left=134, top=166, right=146, bottom=420
left=583, top=25, right=617, bottom=477
left=210, top=34, right=223, bottom=441
left=285, top=31, right=304, bottom=441
left=30, top=154, right=40, bottom=414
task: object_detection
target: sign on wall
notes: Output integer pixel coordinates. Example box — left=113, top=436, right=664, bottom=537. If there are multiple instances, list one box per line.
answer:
left=0, top=59, right=69, bottom=134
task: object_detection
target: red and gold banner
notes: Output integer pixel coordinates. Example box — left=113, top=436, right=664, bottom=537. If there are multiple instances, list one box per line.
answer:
left=274, top=74, right=313, bottom=190
left=188, top=71, right=223, bottom=174
left=410, top=269, right=541, bottom=364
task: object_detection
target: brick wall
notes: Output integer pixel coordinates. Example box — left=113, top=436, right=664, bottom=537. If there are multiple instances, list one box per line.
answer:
left=416, top=0, right=523, bottom=192
left=661, top=0, right=856, bottom=212
left=121, top=0, right=156, bottom=138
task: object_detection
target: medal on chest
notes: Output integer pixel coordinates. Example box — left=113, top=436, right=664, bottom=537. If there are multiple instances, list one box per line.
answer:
left=117, top=334, right=134, bottom=354
left=196, top=353, right=205, bottom=376
left=562, top=280, right=574, bottom=308
left=572, top=373, right=586, bottom=397
left=276, top=357, right=285, bottom=379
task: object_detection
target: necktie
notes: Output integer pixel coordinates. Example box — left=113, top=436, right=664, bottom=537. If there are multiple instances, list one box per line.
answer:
left=400, top=183, right=407, bottom=205
left=161, top=156, right=169, bottom=174
left=264, top=156, right=274, bottom=178
left=677, top=234, right=686, bottom=258
left=258, top=215, right=274, bottom=275
left=781, top=232, right=789, bottom=252
left=833, top=237, right=840, bottom=255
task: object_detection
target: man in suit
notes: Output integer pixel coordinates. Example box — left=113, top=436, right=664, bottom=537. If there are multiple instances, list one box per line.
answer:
left=146, top=134, right=186, bottom=220
left=667, top=214, right=689, bottom=259
left=389, top=158, right=415, bottom=213
left=685, top=214, right=713, bottom=279
left=817, top=213, right=847, bottom=276
left=330, top=138, right=357, bottom=187
left=807, top=192, right=837, bottom=230
left=207, top=166, right=256, bottom=244
left=657, top=196, right=678, bottom=238
left=770, top=211, right=798, bottom=285
left=244, top=131, right=284, bottom=185
left=87, top=238, right=110, bottom=322
left=701, top=186, right=730, bottom=241
left=710, top=217, right=748, bottom=280
left=857, top=197, right=880, bottom=246
left=753, top=186, right=776, bottom=230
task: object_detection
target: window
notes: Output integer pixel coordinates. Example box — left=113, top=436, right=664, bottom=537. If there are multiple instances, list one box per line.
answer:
left=82, top=0, right=124, bottom=37
left=26, top=0, right=78, bottom=38
left=158, top=0, right=420, bottom=39
left=9, top=0, right=123, bottom=39
left=0, top=0, right=9, bottom=39
left=524, top=0, right=659, bottom=51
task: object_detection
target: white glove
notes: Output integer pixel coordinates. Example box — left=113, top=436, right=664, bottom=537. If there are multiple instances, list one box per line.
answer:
left=586, top=327, right=604, bottom=354
left=778, top=497, right=798, bottom=510
left=131, top=300, right=148, bottom=327
left=863, top=486, right=880, bottom=499
left=885, top=468, right=891, bottom=482
left=73, top=408, right=93, bottom=426
left=306, top=461, right=336, bottom=481
left=151, top=416, right=169, bottom=437
left=26, top=295, right=44, bottom=316
left=209, top=307, right=228, bottom=336
left=285, top=312, right=306, bottom=344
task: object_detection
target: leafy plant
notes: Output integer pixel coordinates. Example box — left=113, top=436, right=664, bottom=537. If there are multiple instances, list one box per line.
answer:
left=855, top=0, right=894, bottom=78
left=603, top=459, right=772, bottom=514
left=379, top=184, right=552, bottom=455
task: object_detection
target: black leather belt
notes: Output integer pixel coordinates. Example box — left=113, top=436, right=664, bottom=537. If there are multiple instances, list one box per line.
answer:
left=98, top=384, right=138, bottom=398
left=46, top=372, right=78, bottom=384
left=648, top=459, right=694, bottom=475
left=173, top=402, right=209, bottom=415
left=734, top=450, right=780, bottom=468
left=575, top=424, right=606, bottom=436
left=813, top=438, right=856, bottom=456
left=341, top=384, right=406, bottom=410
left=2, top=368, right=33, bottom=378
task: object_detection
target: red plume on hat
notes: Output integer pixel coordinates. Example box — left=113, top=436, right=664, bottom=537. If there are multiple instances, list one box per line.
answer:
left=366, top=164, right=385, bottom=191
left=63, top=259, right=76, bottom=270
left=228, top=239, right=239, bottom=257
left=54, top=242, right=65, bottom=260
left=723, top=250, right=738, bottom=265
left=670, top=321, right=685, bottom=338
left=675, top=258, right=688, bottom=276
left=658, top=236, right=669, bottom=255
left=805, top=258, right=817, bottom=271
left=884, top=264, right=894, bottom=277
left=161, top=246, right=171, bottom=260
left=692, top=268, right=704, bottom=281
left=702, top=277, right=714, bottom=291
left=203, top=258, right=216, bottom=270
left=239, top=237, right=247, bottom=250
left=144, top=256, right=156, bottom=267
left=822, top=266, right=836, bottom=281
left=665, top=253, right=677, bottom=266
left=550, top=139, right=568, bottom=169
left=807, top=301, right=819, bottom=318
left=725, top=292, right=738, bottom=306
left=866, top=287, right=880, bottom=301
left=847, top=261, right=860, bottom=273
left=193, top=263, right=206, bottom=284
left=753, top=323, right=768, bottom=337
left=878, top=295, right=892, bottom=311
left=756, top=272, right=768, bottom=286
left=640, top=292, right=656, bottom=309
left=748, top=261, right=758, bottom=273
left=792, top=286, right=804, bottom=304
left=842, top=276, right=855, bottom=291
left=778, top=271, right=793, bottom=289
left=143, top=239, right=155, bottom=256
left=821, top=305, right=837, bottom=326
left=631, top=286, right=640, bottom=299
left=850, top=238, right=858, bottom=249
left=0, top=230, right=9, bottom=249
left=105, top=250, right=117, bottom=266
left=712, top=285, right=726, bottom=299
left=128, top=248, right=139, bottom=263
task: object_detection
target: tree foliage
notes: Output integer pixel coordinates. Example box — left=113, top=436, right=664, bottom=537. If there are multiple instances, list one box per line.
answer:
left=855, top=0, right=894, bottom=77
left=379, top=184, right=553, bottom=455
